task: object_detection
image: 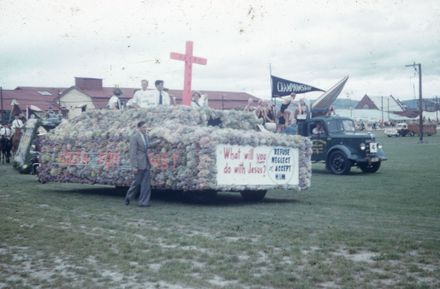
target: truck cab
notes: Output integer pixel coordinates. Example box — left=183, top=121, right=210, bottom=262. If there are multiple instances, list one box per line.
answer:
left=288, top=116, right=387, bottom=174
left=384, top=122, right=409, bottom=137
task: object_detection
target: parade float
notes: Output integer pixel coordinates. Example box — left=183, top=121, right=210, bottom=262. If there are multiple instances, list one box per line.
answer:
left=33, top=41, right=314, bottom=200
left=36, top=106, right=312, bottom=200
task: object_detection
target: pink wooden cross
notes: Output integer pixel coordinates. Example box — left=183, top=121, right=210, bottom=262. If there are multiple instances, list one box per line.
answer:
left=170, top=41, right=207, bottom=106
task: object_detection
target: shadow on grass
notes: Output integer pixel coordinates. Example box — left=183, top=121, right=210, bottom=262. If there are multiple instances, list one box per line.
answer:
left=312, top=167, right=375, bottom=176
left=45, top=186, right=300, bottom=207
left=44, top=186, right=126, bottom=198
left=154, top=190, right=300, bottom=207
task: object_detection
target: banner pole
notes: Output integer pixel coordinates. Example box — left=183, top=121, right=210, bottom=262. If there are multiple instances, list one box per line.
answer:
left=269, top=63, right=274, bottom=107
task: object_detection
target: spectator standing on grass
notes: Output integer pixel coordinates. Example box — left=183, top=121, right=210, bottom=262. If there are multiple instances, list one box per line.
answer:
left=0, top=123, right=12, bottom=138
left=124, top=121, right=153, bottom=207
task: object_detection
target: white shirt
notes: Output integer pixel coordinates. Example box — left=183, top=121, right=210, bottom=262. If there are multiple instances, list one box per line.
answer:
left=191, top=99, right=202, bottom=108
left=191, top=95, right=208, bottom=108
left=0, top=127, right=12, bottom=137
left=126, top=98, right=135, bottom=107
left=131, top=89, right=157, bottom=108
left=312, top=127, right=324, bottom=135
left=153, top=90, right=171, bottom=106
left=11, top=119, right=24, bottom=130
left=107, top=95, right=121, bottom=109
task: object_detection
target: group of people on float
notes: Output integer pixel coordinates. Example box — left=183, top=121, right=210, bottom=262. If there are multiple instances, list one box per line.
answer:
left=107, top=79, right=208, bottom=110
left=244, top=92, right=322, bottom=134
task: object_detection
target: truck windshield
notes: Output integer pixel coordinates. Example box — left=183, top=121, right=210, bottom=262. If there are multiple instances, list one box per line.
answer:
left=327, top=119, right=356, bottom=133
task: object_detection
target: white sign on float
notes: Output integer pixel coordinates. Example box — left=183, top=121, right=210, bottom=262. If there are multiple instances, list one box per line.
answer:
left=216, top=145, right=299, bottom=186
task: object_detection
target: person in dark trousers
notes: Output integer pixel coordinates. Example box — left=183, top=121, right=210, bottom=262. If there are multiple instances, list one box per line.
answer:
left=125, top=121, right=153, bottom=207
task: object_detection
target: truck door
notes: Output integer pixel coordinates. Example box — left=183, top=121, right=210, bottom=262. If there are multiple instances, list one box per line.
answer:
left=309, top=121, right=328, bottom=162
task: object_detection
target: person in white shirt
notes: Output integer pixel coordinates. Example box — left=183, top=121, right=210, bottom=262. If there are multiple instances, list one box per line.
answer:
left=154, top=80, right=171, bottom=106
left=0, top=123, right=12, bottom=138
left=126, top=97, right=136, bottom=108
left=191, top=91, right=207, bottom=108
left=312, top=122, right=325, bottom=135
left=130, top=80, right=156, bottom=108
left=0, top=123, right=12, bottom=163
left=11, top=115, right=24, bottom=133
left=163, top=88, right=176, bottom=105
left=108, top=88, right=122, bottom=110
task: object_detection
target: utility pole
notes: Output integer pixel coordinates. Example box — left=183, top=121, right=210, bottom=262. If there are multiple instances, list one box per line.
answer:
left=436, top=96, right=439, bottom=124
left=387, top=95, right=390, bottom=123
left=0, top=87, right=3, bottom=123
left=381, top=95, right=384, bottom=125
left=405, top=62, right=423, bottom=143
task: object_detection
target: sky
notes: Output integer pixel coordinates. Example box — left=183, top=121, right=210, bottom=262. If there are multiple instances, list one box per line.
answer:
left=0, top=0, right=439, bottom=100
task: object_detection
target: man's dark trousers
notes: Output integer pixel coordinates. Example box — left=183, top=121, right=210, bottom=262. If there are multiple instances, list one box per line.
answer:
left=125, top=169, right=151, bottom=206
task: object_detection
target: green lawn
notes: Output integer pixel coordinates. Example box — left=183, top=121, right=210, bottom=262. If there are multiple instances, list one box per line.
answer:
left=1, top=132, right=439, bottom=289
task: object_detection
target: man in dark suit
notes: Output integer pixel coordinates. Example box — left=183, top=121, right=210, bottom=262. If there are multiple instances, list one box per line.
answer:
left=125, top=121, right=152, bottom=207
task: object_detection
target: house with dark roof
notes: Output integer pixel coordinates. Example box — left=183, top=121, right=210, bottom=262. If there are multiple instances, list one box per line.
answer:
left=354, top=94, right=379, bottom=110
left=354, top=94, right=406, bottom=114
left=0, top=86, right=66, bottom=122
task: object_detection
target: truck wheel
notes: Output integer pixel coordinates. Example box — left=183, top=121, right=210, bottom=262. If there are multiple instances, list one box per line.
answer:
left=327, top=150, right=351, bottom=175
left=240, top=190, right=267, bottom=202
left=359, top=161, right=381, bottom=173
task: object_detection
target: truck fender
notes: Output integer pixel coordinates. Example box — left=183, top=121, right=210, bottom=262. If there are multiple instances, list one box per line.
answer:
left=326, top=145, right=354, bottom=162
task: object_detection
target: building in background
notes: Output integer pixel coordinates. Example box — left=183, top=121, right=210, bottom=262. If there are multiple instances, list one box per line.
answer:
left=0, top=77, right=260, bottom=120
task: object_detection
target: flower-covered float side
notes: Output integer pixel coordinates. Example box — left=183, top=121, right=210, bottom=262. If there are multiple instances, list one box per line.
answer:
left=38, top=106, right=312, bottom=192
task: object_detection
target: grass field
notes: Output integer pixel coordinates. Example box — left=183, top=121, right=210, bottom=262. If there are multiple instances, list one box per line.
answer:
left=1, top=131, right=439, bottom=289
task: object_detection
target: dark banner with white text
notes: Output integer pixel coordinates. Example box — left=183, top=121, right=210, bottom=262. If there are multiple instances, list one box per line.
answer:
left=271, top=75, right=324, bottom=97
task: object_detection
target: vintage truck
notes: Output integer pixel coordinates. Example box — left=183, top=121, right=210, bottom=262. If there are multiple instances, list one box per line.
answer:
left=286, top=116, right=387, bottom=175
left=384, top=122, right=409, bottom=137
left=34, top=106, right=313, bottom=201
left=384, top=122, right=437, bottom=137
